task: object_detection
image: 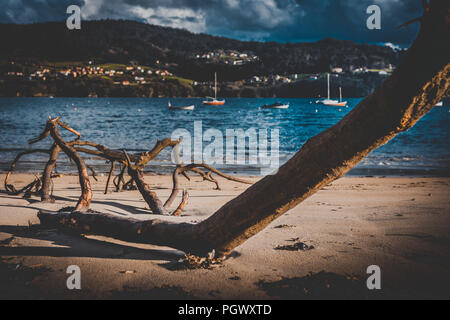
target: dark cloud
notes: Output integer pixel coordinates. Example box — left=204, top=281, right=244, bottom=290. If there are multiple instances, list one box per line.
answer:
left=1, top=0, right=84, bottom=24
left=1, top=0, right=423, bottom=46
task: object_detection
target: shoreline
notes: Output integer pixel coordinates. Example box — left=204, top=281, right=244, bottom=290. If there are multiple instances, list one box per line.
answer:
left=1, top=96, right=370, bottom=99
left=0, top=173, right=449, bottom=299
left=2, top=168, right=449, bottom=178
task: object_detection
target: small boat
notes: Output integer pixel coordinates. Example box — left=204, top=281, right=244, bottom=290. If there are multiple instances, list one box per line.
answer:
left=261, top=102, right=290, bottom=109
left=203, top=97, right=226, bottom=106
left=316, top=74, right=348, bottom=107
left=168, top=102, right=195, bottom=111
left=203, top=72, right=225, bottom=106
left=435, top=101, right=443, bottom=107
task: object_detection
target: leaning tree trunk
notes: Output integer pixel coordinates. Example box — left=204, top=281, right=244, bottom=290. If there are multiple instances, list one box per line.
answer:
left=39, top=0, right=450, bottom=257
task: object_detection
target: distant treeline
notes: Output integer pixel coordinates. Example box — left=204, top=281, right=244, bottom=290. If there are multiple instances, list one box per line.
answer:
left=0, top=20, right=404, bottom=82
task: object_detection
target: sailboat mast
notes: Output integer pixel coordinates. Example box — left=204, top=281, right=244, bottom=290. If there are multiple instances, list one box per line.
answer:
left=215, top=72, right=217, bottom=99
left=339, top=87, right=342, bottom=102
left=327, top=73, right=330, bottom=100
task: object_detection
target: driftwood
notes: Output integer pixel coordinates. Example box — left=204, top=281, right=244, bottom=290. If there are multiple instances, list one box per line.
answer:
left=4, top=122, right=185, bottom=199
left=122, top=149, right=189, bottom=216
left=165, top=163, right=252, bottom=208
left=4, top=149, right=50, bottom=195
left=41, top=144, right=61, bottom=202
left=5, top=119, right=249, bottom=215
left=31, top=118, right=93, bottom=212
left=28, top=1, right=450, bottom=256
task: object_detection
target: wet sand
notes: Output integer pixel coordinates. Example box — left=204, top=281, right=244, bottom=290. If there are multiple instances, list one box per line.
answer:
left=0, top=173, right=449, bottom=299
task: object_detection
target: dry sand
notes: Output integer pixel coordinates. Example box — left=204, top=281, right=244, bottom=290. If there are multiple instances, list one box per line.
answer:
left=0, top=173, right=449, bottom=299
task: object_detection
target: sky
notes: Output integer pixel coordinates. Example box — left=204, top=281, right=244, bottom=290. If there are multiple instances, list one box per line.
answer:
left=1, top=0, right=424, bottom=47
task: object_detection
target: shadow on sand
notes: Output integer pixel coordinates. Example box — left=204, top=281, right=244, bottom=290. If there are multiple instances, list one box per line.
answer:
left=0, top=225, right=184, bottom=263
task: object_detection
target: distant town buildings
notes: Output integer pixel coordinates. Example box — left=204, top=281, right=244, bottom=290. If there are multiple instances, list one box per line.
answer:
left=3, top=57, right=396, bottom=92
left=331, top=67, right=343, bottom=73
left=2, top=61, right=175, bottom=86
left=194, top=49, right=259, bottom=65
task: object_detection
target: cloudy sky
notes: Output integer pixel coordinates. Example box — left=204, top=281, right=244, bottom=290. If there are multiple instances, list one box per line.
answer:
left=1, top=0, right=423, bottom=46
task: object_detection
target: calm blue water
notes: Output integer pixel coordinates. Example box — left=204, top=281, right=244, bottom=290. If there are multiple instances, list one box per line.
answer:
left=0, top=97, right=449, bottom=176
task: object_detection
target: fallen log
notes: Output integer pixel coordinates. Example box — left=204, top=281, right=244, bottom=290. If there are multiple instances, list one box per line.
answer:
left=37, top=210, right=199, bottom=252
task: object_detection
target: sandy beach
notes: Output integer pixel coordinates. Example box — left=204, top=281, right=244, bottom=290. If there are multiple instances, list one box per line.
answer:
left=0, top=173, right=449, bottom=300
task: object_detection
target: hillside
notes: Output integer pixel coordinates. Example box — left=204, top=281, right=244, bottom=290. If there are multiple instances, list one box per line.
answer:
left=0, top=20, right=403, bottom=82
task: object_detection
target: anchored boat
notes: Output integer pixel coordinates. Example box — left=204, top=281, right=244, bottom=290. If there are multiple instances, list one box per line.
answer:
left=203, top=72, right=225, bottom=106
left=168, top=102, right=195, bottom=111
left=316, top=73, right=348, bottom=107
left=261, top=102, right=290, bottom=109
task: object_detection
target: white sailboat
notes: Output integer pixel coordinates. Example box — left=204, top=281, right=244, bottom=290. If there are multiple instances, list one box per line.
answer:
left=203, top=72, right=225, bottom=106
left=316, top=73, right=348, bottom=107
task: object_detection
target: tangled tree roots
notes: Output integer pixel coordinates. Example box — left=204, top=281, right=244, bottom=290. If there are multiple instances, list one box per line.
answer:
left=4, top=117, right=251, bottom=215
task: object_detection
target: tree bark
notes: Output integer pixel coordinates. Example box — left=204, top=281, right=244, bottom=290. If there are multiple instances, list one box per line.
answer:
left=122, top=150, right=190, bottom=216
left=46, top=119, right=92, bottom=212
left=38, top=0, right=450, bottom=257
left=126, top=158, right=169, bottom=216
left=41, top=144, right=61, bottom=202
left=104, top=161, right=115, bottom=194
left=72, top=138, right=181, bottom=167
